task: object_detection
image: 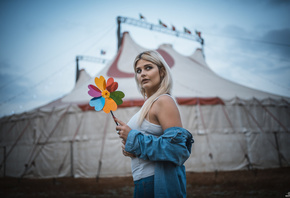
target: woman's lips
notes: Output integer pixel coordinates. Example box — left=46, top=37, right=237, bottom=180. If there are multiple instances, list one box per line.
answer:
left=142, top=79, right=149, bottom=84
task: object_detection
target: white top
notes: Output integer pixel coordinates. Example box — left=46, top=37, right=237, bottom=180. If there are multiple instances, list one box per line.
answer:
left=127, top=94, right=174, bottom=181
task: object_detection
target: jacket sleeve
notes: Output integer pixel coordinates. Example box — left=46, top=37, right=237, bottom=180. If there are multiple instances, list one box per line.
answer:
left=125, top=127, right=194, bottom=166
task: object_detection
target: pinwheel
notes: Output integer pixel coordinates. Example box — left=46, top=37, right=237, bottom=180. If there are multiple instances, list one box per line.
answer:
left=88, top=76, right=125, bottom=125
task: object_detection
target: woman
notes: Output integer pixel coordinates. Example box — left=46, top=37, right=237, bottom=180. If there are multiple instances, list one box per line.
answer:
left=115, top=50, right=193, bottom=198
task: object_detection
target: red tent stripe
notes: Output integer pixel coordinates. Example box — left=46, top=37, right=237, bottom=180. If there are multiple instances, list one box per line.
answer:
left=79, top=97, right=225, bottom=111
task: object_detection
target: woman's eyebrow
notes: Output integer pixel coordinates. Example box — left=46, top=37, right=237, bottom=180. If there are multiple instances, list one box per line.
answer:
left=141, top=63, right=154, bottom=68
left=135, top=66, right=140, bottom=70
left=135, top=63, right=153, bottom=70
left=144, top=63, right=153, bottom=66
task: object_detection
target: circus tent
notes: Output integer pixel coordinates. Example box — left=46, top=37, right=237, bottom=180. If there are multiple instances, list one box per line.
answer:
left=0, top=32, right=289, bottom=178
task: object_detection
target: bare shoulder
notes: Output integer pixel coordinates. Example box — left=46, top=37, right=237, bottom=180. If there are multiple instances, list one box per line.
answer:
left=155, top=95, right=177, bottom=109
left=153, top=95, right=182, bottom=129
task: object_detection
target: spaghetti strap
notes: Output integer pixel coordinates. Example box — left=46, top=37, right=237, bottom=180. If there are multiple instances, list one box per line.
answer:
left=153, top=94, right=177, bottom=105
left=153, top=94, right=171, bottom=102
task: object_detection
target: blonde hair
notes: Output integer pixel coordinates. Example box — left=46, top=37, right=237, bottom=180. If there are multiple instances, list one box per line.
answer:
left=133, top=50, right=173, bottom=126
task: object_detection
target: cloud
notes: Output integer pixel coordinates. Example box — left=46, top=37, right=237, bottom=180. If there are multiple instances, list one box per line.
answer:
left=0, top=60, right=35, bottom=106
left=229, top=27, right=290, bottom=74
left=263, top=28, right=290, bottom=44
left=221, top=25, right=247, bottom=37
left=0, top=60, right=22, bottom=87
left=0, top=76, right=33, bottom=102
left=267, top=0, right=290, bottom=6
left=206, top=24, right=290, bottom=97
left=218, top=26, right=290, bottom=64
left=261, top=28, right=290, bottom=57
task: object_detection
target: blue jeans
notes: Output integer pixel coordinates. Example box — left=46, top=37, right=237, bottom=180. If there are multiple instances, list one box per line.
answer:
left=134, top=175, right=154, bottom=198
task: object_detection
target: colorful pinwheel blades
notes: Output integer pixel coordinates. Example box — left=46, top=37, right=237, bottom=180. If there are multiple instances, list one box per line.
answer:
left=88, top=76, right=125, bottom=114
left=88, top=84, right=102, bottom=98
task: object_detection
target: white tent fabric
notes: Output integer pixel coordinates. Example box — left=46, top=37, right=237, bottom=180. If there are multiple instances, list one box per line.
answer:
left=62, top=32, right=285, bottom=102
left=0, top=32, right=289, bottom=178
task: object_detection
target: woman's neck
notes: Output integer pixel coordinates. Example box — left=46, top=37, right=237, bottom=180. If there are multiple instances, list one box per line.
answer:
left=145, top=87, right=159, bottom=98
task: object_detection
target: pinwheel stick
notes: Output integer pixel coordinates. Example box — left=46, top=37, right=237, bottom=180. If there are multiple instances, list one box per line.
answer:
left=110, top=110, right=119, bottom=126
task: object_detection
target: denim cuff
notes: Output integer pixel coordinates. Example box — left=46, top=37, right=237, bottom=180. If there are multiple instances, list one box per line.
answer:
left=125, top=129, right=141, bottom=155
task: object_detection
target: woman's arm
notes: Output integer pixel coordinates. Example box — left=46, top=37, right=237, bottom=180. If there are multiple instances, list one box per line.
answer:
left=115, top=118, right=193, bottom=165
left=115, top=95, right=193, bottom=165
left=125, top=127, right=193, bottom=166
left=116, top=95, right=181, bottom=142
left=150, top=95, right=182, bottom=130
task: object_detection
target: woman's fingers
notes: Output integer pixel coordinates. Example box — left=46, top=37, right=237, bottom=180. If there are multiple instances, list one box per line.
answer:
left=121, top=142, right=135, bottom=158
left=115, top=117, right=123, bottom=132
left=114, top=117, right=131, bottom=142
left=116, top=125, right=122, bottom=131
left=123, top=150, right=136, bottom=158
left=114, top=117, right=125, bottom=126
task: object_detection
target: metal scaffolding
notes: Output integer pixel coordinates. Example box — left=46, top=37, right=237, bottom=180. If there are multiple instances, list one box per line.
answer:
left=117, top=16, right=204, bottom=50
left=75, top=55, right=108, bottom=82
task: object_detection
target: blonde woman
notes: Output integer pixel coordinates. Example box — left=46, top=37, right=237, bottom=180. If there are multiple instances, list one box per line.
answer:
left=115, top=50, right=193, bottom=198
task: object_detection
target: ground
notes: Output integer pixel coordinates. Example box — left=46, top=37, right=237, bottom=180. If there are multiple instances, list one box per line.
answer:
left=1, top=168, right=290, bottom=198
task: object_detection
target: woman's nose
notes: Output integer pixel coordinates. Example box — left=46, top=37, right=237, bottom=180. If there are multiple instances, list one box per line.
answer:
left=140, top=70, right=146, bottom=76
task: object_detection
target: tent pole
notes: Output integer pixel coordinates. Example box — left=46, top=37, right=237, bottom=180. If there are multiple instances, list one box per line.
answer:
left=273, top=132, right=282, bottom=168
left=117, top=16, right=122, bottom=50
left=4, top=120, right=32, bottom=170
left=201, top=38, right=205, bottom=58
left=257, top=100, right=289, bottom=133
left=70, top=141, right=74, bottom=177
left=76, top=56, right=80, bottom=83
left=96, top=115, right=110, bottom=182
left=240, top=101, right=287, bottom=171
left=196, top=98, right=217, bottom=173
left=221, top=104, right=251, bottom=170
left=3, top=146, right=6, bottom=177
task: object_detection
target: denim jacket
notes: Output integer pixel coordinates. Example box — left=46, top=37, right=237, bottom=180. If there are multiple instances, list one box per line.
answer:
left=125, top=127, right=194, bottom=198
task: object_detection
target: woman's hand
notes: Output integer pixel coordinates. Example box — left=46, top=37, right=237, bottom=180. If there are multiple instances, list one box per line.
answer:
left=115, top=117, right=131, bottom=142
left=121, top=143, right=136, bottom=158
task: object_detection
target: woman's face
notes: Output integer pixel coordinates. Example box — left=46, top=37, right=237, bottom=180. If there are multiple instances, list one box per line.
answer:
left=135, top=59, right=162, bottom=97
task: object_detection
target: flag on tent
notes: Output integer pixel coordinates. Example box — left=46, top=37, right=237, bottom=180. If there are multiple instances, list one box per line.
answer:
left=195, top=30, right=201, bottom=38
left=172, top=25, right=176, bottom=31
left=159, top=20, right=167, bottom=28
left=100, top=50, right=106, bottom=55
left=139, top=13, right=145, bottom=20
left=184, top=27, right=191, bottom=34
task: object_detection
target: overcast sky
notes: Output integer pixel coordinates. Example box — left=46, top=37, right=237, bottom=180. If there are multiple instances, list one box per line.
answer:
left=0, top=0, right=290, bottom=118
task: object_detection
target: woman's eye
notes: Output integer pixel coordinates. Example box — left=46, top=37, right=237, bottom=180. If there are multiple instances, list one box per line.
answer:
left=146, top=66, right=152, bottom=70
left=136, top=69, right=141, bottom=74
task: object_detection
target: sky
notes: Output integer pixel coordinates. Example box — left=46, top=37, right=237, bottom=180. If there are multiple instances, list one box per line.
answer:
left=0, top=0, right=290, bottom=118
